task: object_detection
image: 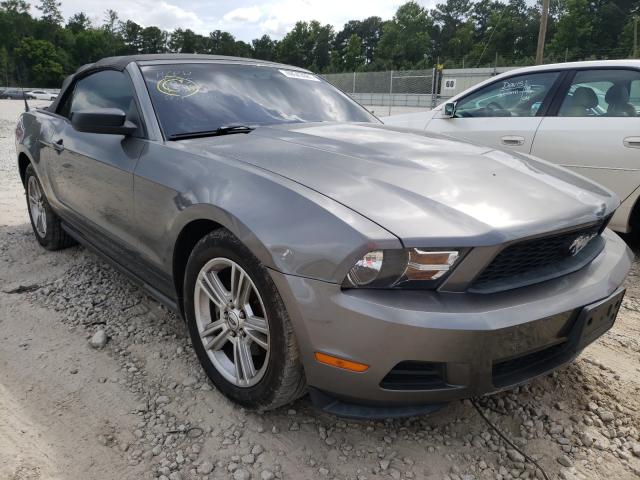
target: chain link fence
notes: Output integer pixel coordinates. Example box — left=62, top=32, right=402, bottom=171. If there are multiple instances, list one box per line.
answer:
left=322, top=70, right=436, bottom=116
left=323, top=66, right=520, bottom=115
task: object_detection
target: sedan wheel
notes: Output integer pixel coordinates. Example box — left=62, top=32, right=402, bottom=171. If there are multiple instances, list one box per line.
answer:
left=194, top=258, right=270, bottom=387
left=184, top=229, right=306, bottom=410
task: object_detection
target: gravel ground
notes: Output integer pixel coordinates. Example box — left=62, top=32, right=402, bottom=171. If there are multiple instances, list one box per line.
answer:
left=1, top=99, right=639, bottom=480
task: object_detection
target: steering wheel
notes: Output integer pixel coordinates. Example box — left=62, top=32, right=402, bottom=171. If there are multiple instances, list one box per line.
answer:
left=485, top=101, right=504, bottom=111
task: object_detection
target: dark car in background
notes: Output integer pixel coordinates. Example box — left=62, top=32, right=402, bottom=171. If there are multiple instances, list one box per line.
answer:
left=1, top=88, right=35, bottom=99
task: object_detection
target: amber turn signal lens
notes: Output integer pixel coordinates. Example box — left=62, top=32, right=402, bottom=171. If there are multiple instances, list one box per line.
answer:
left=404, top=249, right=460, bottom=280
left=314, top=352, right=369, bottom=372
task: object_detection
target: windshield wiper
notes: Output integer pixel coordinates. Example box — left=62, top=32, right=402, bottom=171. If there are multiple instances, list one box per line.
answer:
left=169, top=124, right=255, bottom=140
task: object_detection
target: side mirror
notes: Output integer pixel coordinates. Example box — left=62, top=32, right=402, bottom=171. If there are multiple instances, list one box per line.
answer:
left=71, top=108, right=137, bottom=135
left=443, top=102, right=456, bottom=118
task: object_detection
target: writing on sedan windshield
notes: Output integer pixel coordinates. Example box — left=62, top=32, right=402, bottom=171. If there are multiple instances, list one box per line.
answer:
left=499, top=79, right=534, bottom=101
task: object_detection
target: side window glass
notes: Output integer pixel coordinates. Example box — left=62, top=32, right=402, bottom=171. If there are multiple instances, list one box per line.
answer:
left=558, top=69, right=640, bottom=117
left=57, top=89, right=74, bottom=118
left=57, top=70, right=143, bottom=135
left=455, top=72, right=559, bottom=118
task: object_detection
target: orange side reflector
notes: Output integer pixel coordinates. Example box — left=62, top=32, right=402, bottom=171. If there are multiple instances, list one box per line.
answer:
left=315, top=352, right=369, bottom=372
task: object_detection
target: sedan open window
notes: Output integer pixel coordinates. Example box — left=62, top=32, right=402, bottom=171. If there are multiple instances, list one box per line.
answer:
left=453, top=72, right=560, bottom=118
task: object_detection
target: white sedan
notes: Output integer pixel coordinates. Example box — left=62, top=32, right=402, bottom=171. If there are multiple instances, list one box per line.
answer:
left=27, top=90, right=57, bottom=100
left=383, top=60, right=640, bottom=235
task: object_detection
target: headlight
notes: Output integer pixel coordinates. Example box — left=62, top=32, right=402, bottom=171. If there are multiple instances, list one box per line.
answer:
left=345, top=250, right=384, bottom=286
left=343, top=248, right=464, bottom=289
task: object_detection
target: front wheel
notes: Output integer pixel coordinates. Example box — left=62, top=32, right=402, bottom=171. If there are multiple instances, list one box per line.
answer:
left=183, top=229, right=306, bottom=410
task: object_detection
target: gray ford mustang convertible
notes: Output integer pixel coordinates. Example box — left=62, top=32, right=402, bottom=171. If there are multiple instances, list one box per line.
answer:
left=15, top=54, right=633, bottom=418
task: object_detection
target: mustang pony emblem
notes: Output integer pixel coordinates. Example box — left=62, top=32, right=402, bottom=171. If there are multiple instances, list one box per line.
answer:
left=569, top=233, right=597, bottom=256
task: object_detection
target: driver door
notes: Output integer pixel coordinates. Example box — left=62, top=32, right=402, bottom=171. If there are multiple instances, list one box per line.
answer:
left=46, top=69, right=146, bottom=259
left=426, top=71, right=564, bottom=153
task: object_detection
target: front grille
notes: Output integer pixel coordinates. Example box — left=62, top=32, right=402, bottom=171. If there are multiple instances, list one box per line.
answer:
left=470, top=223, right=603, bottom=292
left=380, top=361, right=448, bottom=390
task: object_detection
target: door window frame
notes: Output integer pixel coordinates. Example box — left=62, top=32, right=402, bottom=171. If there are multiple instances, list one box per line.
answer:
left=52, top=68, right=148, bottom=138
left=451, top=69, right=569, bottom=118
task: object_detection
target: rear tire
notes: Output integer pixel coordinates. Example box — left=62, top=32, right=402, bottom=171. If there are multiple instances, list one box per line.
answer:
left=24, top=163, right=75, bottom=251
left=183, top=229, right=306, bottom=410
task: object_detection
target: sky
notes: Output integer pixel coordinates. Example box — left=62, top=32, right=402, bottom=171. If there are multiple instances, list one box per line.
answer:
left=40, top=0, right=438, bottom=42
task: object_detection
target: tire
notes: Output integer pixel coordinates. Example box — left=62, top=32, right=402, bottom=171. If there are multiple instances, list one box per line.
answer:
left=183, top=229, right=306, bottom=410
left=24, top=163, right=75, bottom=250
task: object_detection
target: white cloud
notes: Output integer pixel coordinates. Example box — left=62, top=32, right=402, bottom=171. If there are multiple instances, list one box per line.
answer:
left=223, top=6, right=263, bottom=23
left=60, top=0, right=204, bottom=32
left=55, top=0, right=438, bottom=40
left=216, top=0, right=402, bottom=39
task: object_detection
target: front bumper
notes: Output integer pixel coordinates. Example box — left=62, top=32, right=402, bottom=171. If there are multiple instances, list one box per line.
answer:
left=269, top=230, right=633, bottom=412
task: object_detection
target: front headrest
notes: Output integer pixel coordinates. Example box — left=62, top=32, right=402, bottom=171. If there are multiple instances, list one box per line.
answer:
left=605, top=84, right=630, bottom=105
left=572, top=87, right=598, bottom=109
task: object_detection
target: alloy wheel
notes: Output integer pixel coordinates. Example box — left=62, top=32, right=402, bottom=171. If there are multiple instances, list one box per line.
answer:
left=27, top=176, right=47, bottom=238
left=193, top=257, right=270, bottom=387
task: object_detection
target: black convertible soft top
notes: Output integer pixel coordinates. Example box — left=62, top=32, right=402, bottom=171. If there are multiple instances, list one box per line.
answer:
left=50, top=54, right=306, bottom=113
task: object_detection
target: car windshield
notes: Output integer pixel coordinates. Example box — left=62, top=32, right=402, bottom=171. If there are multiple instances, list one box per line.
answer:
left=140, top=62, right=378, bottom=138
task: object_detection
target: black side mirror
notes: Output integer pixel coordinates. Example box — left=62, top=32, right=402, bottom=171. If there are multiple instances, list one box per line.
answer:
left=71, top=108, right=137, bottom=135
left=443, top=102, right=456, bottom=118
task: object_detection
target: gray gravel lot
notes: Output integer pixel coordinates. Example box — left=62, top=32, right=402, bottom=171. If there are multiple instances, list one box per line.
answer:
left=1, top=99, right=639, bottom=480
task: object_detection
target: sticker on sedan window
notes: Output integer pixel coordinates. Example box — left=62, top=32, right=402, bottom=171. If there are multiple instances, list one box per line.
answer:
left=499, top=79, right=533, bottom=101
left=157, top=75, right=201, bottom=97
left=278, top=69, right=320, bottom=81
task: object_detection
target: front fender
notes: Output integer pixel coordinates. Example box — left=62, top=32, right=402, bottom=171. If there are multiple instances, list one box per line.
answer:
left=134, top=144, right=401, bottom=284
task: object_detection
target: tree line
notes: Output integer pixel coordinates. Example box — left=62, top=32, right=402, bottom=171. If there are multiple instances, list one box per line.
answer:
left=0, top=0, right=638, bottom=87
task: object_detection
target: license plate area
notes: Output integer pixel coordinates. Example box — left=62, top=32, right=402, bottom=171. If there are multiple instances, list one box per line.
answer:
left=578, top=288, right=625, bottom=346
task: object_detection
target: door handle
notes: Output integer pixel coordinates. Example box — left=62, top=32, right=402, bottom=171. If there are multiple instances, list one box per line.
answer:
left=501, top=135, right=525, bottom=146
left=52, top=138, right=64, bottom=152
left=623, top=137, right=640, bottom=149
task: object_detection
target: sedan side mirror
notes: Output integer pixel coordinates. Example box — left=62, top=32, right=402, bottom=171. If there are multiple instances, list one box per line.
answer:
left=443, top=102, right=457, bottom=118
left=71, top=108, right=137, bottom=136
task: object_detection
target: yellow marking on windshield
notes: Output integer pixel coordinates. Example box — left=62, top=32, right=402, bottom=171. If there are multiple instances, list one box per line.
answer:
left=157, top=76, right=201, bottom=97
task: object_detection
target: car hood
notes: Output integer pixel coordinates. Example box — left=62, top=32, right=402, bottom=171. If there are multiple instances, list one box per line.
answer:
left=180, top=122, right=618, bottom=246
left=381, top=109, right=437, bottom=130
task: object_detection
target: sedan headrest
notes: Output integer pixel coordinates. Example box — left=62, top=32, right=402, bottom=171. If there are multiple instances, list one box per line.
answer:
left=572, top=86, right=598, bottom=109
left=605, top=84, right=630, bottom=105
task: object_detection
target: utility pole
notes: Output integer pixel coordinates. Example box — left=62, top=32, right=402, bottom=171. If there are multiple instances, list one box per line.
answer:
left=535, top=0, right=550, bottom=65
left=634, top=17, right=638, bottom=58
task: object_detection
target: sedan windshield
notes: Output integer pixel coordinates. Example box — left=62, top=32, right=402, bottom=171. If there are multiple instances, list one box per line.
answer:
left=141, top=63, right=378, bottom=138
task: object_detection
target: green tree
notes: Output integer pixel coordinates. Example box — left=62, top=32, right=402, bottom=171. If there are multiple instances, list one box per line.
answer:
left=37, top=0, right=62, bottom=25
left=275, top=20, right=334, bottom=70
left=334, top=17, right=384, bottom=66
left=14, top=36, right=64, bottom=85
left=344, top=34, right=364, bottom=71
left=547, top=0, right=595, bottom=60
left=0, top=46, right=9, bottom=86
left=66, top=12, right=91, bottom=33
left=377, top=2, right=432, bottom=68
left=72, top=28, right=112, bottom=63
left=431, top=0, right=473, bottom=60
left=1, top=0, right=29, bottom=13
left=120, top=20, right=142, bottom=54
left=276, top=21, right=315, bottom=67
left=252, top=34, right=276, bottom=61
left=140, top=26, right=167, bottom=53
left=206, top=30, right=237, bottom=55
